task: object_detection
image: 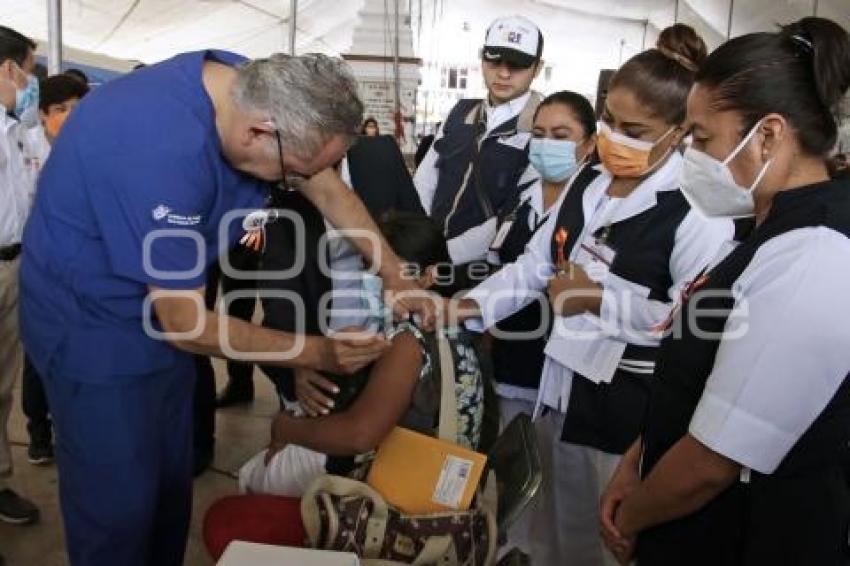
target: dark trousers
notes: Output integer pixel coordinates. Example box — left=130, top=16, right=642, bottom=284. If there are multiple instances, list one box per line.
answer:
left=193, top=247, right=258, bottom=457
left=44, top=357, right=195, bottom=566
left=22, top=354, right=51, bottom=443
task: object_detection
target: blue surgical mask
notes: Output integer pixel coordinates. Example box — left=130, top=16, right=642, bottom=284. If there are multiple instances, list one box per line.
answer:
left=528, top=138, right=580, bottom=182
left=15, top=74, right=39, bottom=128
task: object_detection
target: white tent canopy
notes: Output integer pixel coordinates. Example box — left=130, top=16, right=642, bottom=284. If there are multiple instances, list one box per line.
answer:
left=0, top=0, right=363, bottom=65
left=0, top=1, right=847, bottom=122
left=412, top=0, right=850, bottom=115
left=1, top=1, right=847, bottom=65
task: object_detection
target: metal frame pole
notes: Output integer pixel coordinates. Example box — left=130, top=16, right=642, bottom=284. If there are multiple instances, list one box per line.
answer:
left=47, top=0, right=63, bottom=74
left=393, top=0, right=401, bottom=117
left=726, top=0, right=735, bottom=39
left=288, top=0, right=297, bottom=55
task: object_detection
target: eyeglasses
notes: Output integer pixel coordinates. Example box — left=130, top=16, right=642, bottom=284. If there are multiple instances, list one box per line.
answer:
left=274, top=129, right=291, bottom=190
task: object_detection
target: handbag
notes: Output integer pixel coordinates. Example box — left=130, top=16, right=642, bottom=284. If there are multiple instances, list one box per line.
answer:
left=300, top=328, right=497, bottom=565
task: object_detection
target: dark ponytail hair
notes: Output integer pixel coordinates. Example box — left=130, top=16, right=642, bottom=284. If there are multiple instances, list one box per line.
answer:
left=697, top=17, right=850, bottom=157
left=608, top=24, right=707, bottom=124
left=533, top=90, right=597, bottom=138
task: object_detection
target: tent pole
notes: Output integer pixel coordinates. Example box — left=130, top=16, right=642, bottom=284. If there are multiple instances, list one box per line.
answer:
left=726, top=0, right=735, bottom=39
left=47, top=0, right=63, bottom=74
left=393, top=0, right=402, bottom=136
left=288, top=0, right=297, bottom=55
left=642, top=20, right=648, bottom=49
left=813, top=0, right=819, bottom=16
left=674, top=0, right=679, bottom=23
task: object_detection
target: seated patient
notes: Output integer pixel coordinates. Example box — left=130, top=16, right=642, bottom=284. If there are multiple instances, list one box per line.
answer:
left=239, top=212, right=484, bottom=497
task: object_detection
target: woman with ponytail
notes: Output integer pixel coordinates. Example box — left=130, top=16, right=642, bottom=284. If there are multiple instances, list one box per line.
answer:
left=602, top=16, right=850, bottom=566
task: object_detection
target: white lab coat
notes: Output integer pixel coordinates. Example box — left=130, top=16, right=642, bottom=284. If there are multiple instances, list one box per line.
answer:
left=466, top=153, right=734, bottom=566
left=0, top=111, right=50, bottom=246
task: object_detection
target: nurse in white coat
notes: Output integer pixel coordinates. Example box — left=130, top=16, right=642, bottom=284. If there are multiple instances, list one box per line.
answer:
left=451, top=24, right=733, bottom=566
left=601, top=16, right=850, bottom=566
left=487, top=91, right=598, bottom=425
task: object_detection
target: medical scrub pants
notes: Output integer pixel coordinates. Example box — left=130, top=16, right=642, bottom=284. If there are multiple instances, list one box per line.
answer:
left=42, top=356, right=195, bottom=566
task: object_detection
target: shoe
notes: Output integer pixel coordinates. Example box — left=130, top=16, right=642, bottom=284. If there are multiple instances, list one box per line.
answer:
left=26, top=421, right=54, bottom=465
left=27, top=436, right=54, bottom=466
left=215, top=381, right=254, bottom=408
left=0, top=489, right=39, bottom=525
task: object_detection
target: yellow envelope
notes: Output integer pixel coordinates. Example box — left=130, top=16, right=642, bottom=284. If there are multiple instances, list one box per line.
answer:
left=366, top=427, right=487, bottom=515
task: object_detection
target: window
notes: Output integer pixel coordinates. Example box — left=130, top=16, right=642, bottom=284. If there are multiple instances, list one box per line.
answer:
left=448, top=67, right=458, bottom=89
left=459, top=67, right=468, bottom=90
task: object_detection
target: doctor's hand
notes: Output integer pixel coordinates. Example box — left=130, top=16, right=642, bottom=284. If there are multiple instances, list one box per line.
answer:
left=547, top=261, right=603, bottom=317
left=295, top=368, right=338, bottom=417
left=382, top=277, right=440, bottom=330
left=315, top=327, right=388, bottom=374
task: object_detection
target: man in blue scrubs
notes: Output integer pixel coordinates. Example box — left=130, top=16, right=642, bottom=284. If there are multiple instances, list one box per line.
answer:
left=19, top=50, right=431, bottom=566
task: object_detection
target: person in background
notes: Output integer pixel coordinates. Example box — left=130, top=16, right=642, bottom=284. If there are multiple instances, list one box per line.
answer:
left=38, top=73, right=89, bottom=143
left=601, top=17, right=850, bottom=566
left=414, top=15, right=544, bottom=269
left=361, top=116, right=379, bottom=136
left=32, top=63, right=47, bottom=82
left=64, top=68, right=88, bottom=85
left=0, top=25, right=48, bottom=561
left=413, top=121, right=440, bottom=168
left=486, top=91, right=597, bottom=551
left=449, top=24, right=733, bottom=566
left=20, top=72, right=90, bottom=467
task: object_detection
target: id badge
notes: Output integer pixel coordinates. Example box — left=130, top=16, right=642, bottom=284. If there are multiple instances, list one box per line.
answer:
left=574, top=234, right=617, bottom=283
left=489, top=219, right=515, bottom=252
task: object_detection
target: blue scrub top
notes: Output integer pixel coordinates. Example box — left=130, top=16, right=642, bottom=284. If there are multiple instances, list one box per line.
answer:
left=20, top=50, right=270, bottom=383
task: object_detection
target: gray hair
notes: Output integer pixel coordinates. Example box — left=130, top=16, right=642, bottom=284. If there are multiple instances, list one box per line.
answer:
left=232, top=53, right=364, bottom=157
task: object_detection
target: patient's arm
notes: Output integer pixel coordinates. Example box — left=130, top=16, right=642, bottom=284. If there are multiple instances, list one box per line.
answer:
left=270, top=330, right=423, bottom=456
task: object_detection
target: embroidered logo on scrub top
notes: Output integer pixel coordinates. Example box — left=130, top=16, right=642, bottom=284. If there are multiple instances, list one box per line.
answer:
left=151, top=204, right=202, bottom=226
left=152, top=205, right=171, bottom=221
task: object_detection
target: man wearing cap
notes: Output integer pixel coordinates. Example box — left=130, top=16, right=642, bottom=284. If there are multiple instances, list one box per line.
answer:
left=413, top=15, right=544, bottom=269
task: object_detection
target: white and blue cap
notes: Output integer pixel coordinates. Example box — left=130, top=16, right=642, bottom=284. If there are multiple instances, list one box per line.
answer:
left=482, top=15, right=543, bottom=69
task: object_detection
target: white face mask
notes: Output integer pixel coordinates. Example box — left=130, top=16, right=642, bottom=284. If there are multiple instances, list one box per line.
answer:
left=679, top=119, right=773, bottom=219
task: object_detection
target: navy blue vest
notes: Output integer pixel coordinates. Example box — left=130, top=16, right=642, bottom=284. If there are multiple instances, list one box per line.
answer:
left=490, top=195, right=550, bottom=390
left=637, top=179, right=850, bottom=566
left=548, top=165, right=692, bottom=453
left=431, top=96, right=539, bottom=239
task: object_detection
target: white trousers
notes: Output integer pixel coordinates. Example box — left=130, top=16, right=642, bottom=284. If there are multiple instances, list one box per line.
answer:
left=507, top=408, right=622, bottom=566
left=238, top=444, right=328, bottom=497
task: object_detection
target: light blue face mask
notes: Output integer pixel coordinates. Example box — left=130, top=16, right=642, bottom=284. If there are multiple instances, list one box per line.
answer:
left=528, top=138, right=580, bottom=182
left=15, top=74, right=39, bottom=127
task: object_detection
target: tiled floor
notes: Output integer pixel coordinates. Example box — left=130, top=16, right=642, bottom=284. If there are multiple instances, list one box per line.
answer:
left=1, top=359, right=281, bottom=566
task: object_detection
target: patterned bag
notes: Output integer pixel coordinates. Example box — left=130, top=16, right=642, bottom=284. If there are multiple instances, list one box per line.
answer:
left=301, top=475, right=496, bottom=565
left=300, top=328, right=497, bottom=565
